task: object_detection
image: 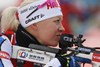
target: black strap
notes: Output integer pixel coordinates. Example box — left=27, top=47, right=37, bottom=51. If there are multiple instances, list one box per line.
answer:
left=83, top=63, right=85, bottom=67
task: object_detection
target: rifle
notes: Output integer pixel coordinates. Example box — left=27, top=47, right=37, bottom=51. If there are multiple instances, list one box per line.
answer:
left=59, top=34, right=100, bottom=67
left=11, top=34, right=100, bottom=67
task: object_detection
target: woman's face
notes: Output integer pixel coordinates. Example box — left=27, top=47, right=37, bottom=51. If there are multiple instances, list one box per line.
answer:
left=26, top=16, right=65, bottom=46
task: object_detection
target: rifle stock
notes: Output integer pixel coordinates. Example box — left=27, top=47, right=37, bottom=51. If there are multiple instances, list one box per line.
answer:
left=12, top=44, right=59, bottom=64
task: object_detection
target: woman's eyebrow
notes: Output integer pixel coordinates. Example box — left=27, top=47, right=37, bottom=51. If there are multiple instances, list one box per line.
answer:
left=57, top=16, right=63, bottom=20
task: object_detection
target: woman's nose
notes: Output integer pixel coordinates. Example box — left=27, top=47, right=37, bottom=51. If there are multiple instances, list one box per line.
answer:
left=59, top=24, right=65, bottom=32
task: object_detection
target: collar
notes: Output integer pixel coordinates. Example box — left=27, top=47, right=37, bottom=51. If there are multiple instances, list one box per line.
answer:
left=16, top=24, right=41, bottom=47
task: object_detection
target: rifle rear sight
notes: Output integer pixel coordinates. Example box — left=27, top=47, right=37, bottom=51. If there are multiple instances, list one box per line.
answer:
left=59, top=34, right=86, bottom=48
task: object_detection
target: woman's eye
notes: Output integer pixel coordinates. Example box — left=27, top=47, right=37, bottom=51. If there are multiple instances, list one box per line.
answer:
left=54, top=20, right=60, bottom=23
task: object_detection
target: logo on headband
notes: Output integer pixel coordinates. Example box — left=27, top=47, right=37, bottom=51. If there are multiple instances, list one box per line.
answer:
left=26, top=0, right=61, bottom=18
left=25, top=14, right=45, bottom=24
left=47, top=0, right=60, bottom=9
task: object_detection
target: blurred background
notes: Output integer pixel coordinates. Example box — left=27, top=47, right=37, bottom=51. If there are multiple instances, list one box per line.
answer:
left=0, top=0, right=100, bottom=67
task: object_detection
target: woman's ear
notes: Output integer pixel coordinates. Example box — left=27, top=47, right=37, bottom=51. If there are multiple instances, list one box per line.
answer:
left=31, top=23, right=37, bottom=31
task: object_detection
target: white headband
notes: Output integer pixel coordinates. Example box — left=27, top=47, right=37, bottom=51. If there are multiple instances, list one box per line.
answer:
left=18, top=0, right=63, bottom=28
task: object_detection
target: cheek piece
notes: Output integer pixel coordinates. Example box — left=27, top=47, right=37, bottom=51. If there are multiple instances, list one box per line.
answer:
left=17, top=0, right=63, bottom=28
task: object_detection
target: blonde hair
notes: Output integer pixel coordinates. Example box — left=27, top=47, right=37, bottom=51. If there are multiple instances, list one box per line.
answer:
left=1, top=0, right=39, bottom=32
